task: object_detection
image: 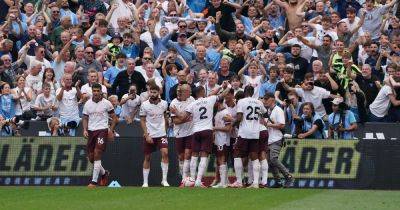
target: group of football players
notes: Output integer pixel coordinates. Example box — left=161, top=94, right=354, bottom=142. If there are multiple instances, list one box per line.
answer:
left=85, top=81, right=294, bottom=188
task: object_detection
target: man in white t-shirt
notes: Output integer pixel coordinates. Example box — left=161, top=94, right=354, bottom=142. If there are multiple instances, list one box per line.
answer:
left=260, top=92, right=294, bottom=188
left=169, top=84, right=195, bottom=185
left=25, top=62, right=43, bottom=105
left=139, top=84, right=169, bottom=187
left=83, top=83, right=118, bottom=188
left=120, top=84, right=141, bottom=123
left=230, top=86, right=266, bottom=188
left=109, top=0, right=134, bottom=30
left=283, top=73, right=338, bottom=117
left=173, top=82, right=231, bottom=187
left=23, top=45, right=52, bottom=70
left=81, top=69, right=108, bottom=103
left=342, top=7, right=365, bottom=44
left=307, top=16, right=338, bottom=46
left=238, top=61, right=267, bottom=98
left=139, top=63, right=163, bottom=89
left=56, top=74, right=81, bottom=136
left=282, top=27, right=316, bottom=62
left=369, top=84, right=400, bottom=122
left=135, top=55, right=162, bottom=81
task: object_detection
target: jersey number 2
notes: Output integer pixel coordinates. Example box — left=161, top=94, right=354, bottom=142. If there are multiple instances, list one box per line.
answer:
left=246, top=106, right=260, bottom=120
left=199, top=107, right=207, bottom=119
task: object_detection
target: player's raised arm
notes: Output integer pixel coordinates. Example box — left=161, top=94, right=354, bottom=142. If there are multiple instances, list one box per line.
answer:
left=213, top=81, right=232, bottom=100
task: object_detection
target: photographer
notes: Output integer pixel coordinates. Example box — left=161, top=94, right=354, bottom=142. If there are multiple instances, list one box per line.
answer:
left=328, top=97, right=358, bottom=140
left=296, top=102, right=326, bottom=139
left=0, top=82, right=20, bottom=136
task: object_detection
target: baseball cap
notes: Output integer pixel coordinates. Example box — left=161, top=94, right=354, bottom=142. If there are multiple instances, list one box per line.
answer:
left=332, top=97, right=344, bottom=105
left=112, top=33, right=123, bottom=41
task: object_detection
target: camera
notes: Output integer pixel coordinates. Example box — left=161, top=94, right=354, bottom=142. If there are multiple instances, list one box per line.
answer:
left=284, top=98, right=292, bottom=105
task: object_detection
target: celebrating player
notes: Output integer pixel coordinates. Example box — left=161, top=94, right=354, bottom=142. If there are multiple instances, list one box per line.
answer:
left=173, top=81, right=231, bottom=187
left=83, top=83, right=118, bottom=188
left=169, top=83, right=195, bottom=186
left=139, top=84, right=170, bottom=187
left=230, top=86, right=266, bottom=188
left=212, top=101, right=232, bottom=188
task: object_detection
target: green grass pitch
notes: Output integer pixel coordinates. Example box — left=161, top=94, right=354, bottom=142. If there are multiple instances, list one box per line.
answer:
left=1, top=187, right=399, bottom=210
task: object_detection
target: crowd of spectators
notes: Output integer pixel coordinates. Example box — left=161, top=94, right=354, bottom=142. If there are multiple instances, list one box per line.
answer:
left=0, top=0, right=399, bottom=139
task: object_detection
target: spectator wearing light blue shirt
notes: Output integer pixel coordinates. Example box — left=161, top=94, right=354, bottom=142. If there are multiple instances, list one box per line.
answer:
left=265, top=3, right=286, bottom=29
left=187, top=0, right=207, bottom=13
left=103, top=53, right=127, bottom=91
left=162, top=32, right=196, bottom=64
left=162, top=53, right=189, bottom=103
left=60, top=0, right=79, bottom=26
left=259, top=66, right=279, bottom=97
left=206, top=35, right=223, bottom=71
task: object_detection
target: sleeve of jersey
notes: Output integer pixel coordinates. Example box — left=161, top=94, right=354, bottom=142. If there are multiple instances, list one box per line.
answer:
left=102, top=86, right=107, bottom=94
left=185, top=102, right=194, bottom=114
left=322, top=88, right=331, bottom=99
left=236, top=100, right=243, bottom=114
left=163, top=101, right=168, bottom=112
left=169, top=101, right=177, bottom=117
left=276, top=109, right=286, bottom=125
left=259, top=101, right=267, bottom=114
left=294, top=88, right=304, bottom=97
left=107, top=101, right=115, bottom=113
left=210, top=95, right=218, bottom=105
left=82, top=102, right=88, bottom=116
left=139, top=104, right=146, bottom=117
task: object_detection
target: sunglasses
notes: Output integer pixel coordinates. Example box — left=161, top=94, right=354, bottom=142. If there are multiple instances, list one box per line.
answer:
left=179, top=25, right=187, bottom=28
left=143, top=57, right=152, bottom=60
left=52, top=11, right=60, bottom=13
left=85, top=51, right=94, bottom=54
left=170, top=14, right=177, bottom=17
